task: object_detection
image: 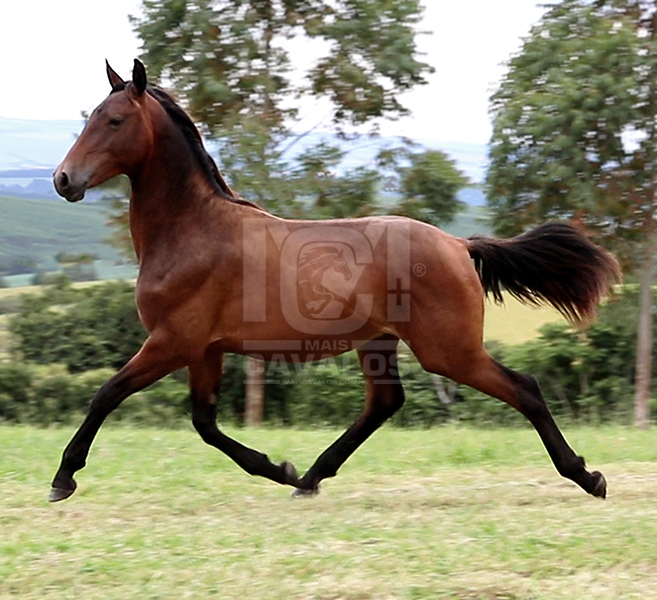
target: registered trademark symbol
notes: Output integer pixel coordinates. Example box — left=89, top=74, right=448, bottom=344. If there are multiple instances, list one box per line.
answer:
left=413, top=263, right=426, bottom=277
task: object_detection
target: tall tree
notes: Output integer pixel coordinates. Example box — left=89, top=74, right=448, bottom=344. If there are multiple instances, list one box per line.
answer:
left=486, top=0, right=657, bottom=427
left=132, top=0, right=433, bottom=211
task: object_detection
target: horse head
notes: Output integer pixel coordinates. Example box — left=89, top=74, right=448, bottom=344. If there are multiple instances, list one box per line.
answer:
left=331, top=249, right=352, bottom=281
left=53, top=60, right=153, bottom=202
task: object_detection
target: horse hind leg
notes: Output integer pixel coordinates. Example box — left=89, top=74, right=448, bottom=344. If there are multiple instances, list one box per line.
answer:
left=427, top=351, right=606, bottom=498
left=295, top=336, right=405, bottom=495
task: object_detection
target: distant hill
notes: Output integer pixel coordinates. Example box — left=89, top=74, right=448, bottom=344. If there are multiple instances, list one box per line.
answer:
left=0, top=193, right=136, bottom=284
left=0, top=115, right=490, bottom=200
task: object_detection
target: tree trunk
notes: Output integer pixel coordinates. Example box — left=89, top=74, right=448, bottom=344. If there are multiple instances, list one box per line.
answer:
left=433, top=375, right=456, bottom=405
left=244, top=356, right=265, bottom=427
left=634, top=231, right=657, bottom=429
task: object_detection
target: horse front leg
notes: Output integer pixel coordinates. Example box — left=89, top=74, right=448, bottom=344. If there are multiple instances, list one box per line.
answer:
left=49, top=336, right=185, bottom=502
left=189, top=350, right=301, bottom=488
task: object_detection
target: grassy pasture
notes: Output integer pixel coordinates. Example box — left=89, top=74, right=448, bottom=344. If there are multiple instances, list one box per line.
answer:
left=2, top=425, right=657, bottom=599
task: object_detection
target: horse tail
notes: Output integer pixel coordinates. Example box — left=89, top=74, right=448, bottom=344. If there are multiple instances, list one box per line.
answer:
left=466, top=223, right=621, bottom=327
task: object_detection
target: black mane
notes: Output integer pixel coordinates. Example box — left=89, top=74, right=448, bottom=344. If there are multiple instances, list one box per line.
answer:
left=142, top=86, right=261, bottom=209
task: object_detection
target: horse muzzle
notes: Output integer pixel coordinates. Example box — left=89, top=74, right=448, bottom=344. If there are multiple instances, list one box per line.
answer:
left=53, top=166, right=88, bottom=202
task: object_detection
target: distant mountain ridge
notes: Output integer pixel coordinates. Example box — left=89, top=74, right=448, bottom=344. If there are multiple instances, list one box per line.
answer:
left=0, top=115, right=489, bottom=202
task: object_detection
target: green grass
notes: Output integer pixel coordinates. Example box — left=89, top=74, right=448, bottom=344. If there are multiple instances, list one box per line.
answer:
left=2, top=425, right=657, bottom=599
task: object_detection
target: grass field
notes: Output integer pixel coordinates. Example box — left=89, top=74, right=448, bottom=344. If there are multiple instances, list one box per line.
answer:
left=2, top=425, right=657, bottom=599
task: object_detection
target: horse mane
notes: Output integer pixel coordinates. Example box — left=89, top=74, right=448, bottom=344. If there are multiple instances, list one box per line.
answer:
left=117, top=83, right=260, bottom=210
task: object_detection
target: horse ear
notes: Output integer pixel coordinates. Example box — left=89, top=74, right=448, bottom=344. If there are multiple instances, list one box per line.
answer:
left=106, top=60, right=125, bottom=91
left=131, top=59, right=147, bottom=97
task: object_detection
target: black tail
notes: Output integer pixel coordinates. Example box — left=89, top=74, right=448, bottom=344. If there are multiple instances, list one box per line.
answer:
left=467, top=223, right=621, bottom=326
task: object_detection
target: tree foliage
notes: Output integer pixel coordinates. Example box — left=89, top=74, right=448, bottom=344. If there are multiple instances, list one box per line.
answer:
left=132, top=0, right=432, bottom=131
left=130, top=0, right=436, bottom=217
left=393, top=150, right=468, bottom=225
left=487, top=0, right=650, bottom=246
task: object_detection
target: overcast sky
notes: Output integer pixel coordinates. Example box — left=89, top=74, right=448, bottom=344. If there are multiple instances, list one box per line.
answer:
left=0, top=1, right=546, bottom=144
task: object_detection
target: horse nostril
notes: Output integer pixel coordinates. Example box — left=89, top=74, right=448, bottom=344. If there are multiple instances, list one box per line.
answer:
left=59, top=171, right=69, bottom=188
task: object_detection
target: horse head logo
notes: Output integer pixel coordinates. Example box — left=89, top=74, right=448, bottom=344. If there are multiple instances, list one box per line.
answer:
left=298, top=244, right=356, bottom=319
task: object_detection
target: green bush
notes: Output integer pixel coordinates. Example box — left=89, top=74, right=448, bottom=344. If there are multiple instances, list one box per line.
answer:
left=10, top=280, right=145, bottom=373
left=0, top=362, right=191, bottom=427
left=0, top=362, right=32, bottom=422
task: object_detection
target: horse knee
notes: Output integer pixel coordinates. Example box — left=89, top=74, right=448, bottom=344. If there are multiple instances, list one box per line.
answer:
left=389, top=385, right=406, bottom=413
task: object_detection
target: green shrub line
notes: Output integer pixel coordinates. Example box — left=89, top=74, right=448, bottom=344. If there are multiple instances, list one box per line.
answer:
left=0, top=280, right=654, bottom=428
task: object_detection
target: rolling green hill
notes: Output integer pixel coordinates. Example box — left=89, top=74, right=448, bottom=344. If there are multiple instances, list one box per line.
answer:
left=0, top=193, right=492, bottom=279
left=0, top=194, right=124, bottom=273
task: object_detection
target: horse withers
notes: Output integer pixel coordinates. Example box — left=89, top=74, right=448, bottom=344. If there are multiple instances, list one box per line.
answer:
left=50, top=59, right=620, bottom=502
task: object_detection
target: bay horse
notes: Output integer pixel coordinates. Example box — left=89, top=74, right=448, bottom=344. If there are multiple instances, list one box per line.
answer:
left=51, top=59, right=620, bottom=502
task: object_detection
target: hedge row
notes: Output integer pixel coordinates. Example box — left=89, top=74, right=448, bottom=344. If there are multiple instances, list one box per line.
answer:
left=0, top=280, right=652, bottom=428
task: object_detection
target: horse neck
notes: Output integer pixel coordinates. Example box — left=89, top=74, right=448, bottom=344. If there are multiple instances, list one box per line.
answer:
left=128, top=111, right=220, bottom=256
left=131, top=113, right=213, bottom=207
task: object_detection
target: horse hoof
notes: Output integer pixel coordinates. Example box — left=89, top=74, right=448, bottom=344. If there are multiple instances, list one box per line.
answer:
left=291, top=486, right=319, bottom=499
left=49, top=478, right=77, bottom=503
left=49, top=485, right=76, bottom=503
left=281, top=461, right=300, bottom=486
left=591, top=471, right=606, bottom=499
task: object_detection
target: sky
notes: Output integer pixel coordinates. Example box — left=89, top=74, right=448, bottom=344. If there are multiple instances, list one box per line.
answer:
left=0, top=1, right=546, bottom=145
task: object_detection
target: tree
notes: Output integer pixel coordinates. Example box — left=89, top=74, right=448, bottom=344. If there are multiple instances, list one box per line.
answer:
left=131, top=0, right=434, bottom=424
left=393, top=149, right=468, bottom=225
left=131, top=0, right=433, bottom=210
left=292, top=140, right=380, bottom=218
left=486, top=0, right=657, bottom=428
left=54, top=252, right=100, bottom=282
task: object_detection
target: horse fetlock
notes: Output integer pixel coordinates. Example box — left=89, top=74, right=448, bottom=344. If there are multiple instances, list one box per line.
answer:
left=556, top=454, right=586, bottom=479
left=280, top=461, right=300, bottom=486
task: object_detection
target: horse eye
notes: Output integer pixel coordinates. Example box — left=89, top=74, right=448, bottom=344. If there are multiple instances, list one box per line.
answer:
left=109, top=116, right=124, bottom=127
